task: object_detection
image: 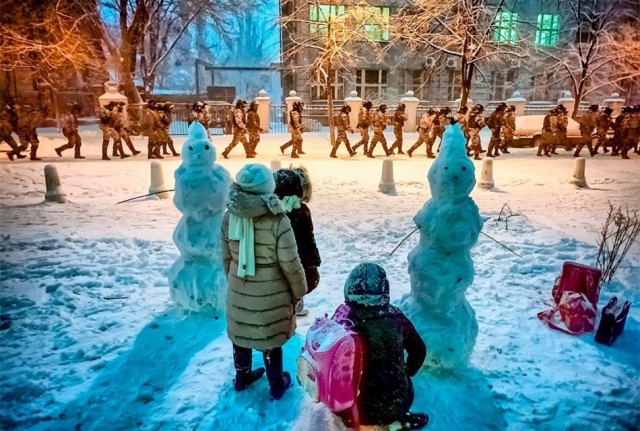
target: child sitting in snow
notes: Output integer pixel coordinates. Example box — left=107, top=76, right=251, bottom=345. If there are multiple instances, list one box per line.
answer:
left=338, top=263, right=429, bottom=430
left=273, top=167, right=321, bottom=316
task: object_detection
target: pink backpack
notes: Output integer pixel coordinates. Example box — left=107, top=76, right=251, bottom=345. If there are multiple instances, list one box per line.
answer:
left=296, top=304, right=364, bottom=415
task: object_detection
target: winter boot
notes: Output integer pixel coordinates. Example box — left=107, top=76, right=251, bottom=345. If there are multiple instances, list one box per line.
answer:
left=407, top=149, right=413, bottom=158
left=295, top=299, right=309, bottom=317
left=330, top=147, right=338, bottom=158
left=427, top=153, right=436, bottom=159
left=168, top=142, right=180, bottom=157
left=102, top=142, right=111, bottom=160
left=162, top=143, right=170, bottom=155
left=55, top=147, right=64, bottom=157
left=399, top=412, right=430, bottom=430
left=235, top=368, right=266, bottom=392
left=263, top=348, right=291, bottom=400
left=74, top=147, right=85, bottom=159
left=279, top=145, right=286, bottom=155
left=30, top=149, right=41, bottom=161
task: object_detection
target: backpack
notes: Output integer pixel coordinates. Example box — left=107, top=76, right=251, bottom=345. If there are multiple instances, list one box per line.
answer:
left=296, top=304, right=364, bottom=415
left=538, top=261, right=602, bottom=335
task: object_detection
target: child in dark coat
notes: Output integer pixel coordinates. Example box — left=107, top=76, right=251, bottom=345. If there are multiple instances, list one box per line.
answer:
left=338, top=263, right=429, bottom=430
left=274, top=167, right=321, bottom=316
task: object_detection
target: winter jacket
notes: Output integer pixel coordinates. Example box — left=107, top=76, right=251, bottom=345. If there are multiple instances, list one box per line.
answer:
left=233, top=108, right=246, bottom=131
left=344, top=304, right=426, bottom=426
left=247, top=110, right=261, bottom=132
left=372, top=110, right=387, bottom=133
left=222, top=184, right=307, bottom=351
left=578, top=111, right=597, bottom=136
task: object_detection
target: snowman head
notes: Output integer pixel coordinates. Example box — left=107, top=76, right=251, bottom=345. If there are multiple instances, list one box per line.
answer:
left=182, top=121, right=215, bottom=167
left=427, top=123, right=475, bottom=202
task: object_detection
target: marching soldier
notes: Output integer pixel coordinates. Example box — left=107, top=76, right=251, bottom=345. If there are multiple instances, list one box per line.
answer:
left=501, top=105, right=515, bottom=154
left=144, top=101, right=163, bottom=159
left=222, top=100, right=249, bottom=159
left=330, top=105, right=355, bottom=158
left=190, top=101, right=210, bottom=128
left=454, top=105, right=470, bottom=152
left=246, top=101, right=261, bottom=158
left=574, top=104, right=597, bottom=157
left=593, top=107, right=612, bottom=154
left=282, top=101, right=304, bottom=158
left=555, top=104, right=569, bottom=153
left=1, top=103, right=25, bottom=161
left=537, top=108, right=557, bottom=157
left=367, top=104, right=391, bottom=158
left=407, top=108, right=436, bottom=158
left=352, top=101, right=373, bottom=154
left=467, top=104, right=485, bottom=160
left=159, top=103, right=179, bottom=157
left=112, top=102, right=141, bottom=157
left=486, top=103, right=507, bottom=158
left=435, top=107, right=451, bottom=152
left=17, top=105, right=46, bottom=161
left=389, top=103, right=407, bottom=155
left=55, top=102, right=85, bottom=159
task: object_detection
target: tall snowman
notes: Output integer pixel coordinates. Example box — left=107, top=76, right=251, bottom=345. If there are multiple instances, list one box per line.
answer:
left=405, top=123, right=483, bottom=369
left=168, top=122, right=231, bottom=314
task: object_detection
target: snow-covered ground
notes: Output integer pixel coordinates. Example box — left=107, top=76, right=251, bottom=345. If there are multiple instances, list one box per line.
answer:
left=1, top=127, right=639, bottom=431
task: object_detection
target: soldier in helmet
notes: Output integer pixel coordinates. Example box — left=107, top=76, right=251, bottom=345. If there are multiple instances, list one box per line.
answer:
left=280, top=101, right=305, bottom=158
left=407, top=108, right=436, bottom=158
left=367, top=104, right=391, bottom=157
left=454, top=105, right=470, bottom=152
left=55, top=102, right=85, bottom=159
left=593, top=106, right=612, bottom=154
left=613, top=106, right=636, bottom=159
left=389, top=103, right=407, bottom=155
left=555, top=104, right=569, bottom=153
left=501, top=105, right=516, bottom=154
left=574, top=104, right=598, bottom=157
left=246, top=101, right=261, bottom=158
left=538, top=108, right=557, bottom=157
left=158, top=102, right=179, bottom=157
left=190, top=101, right=210, bottom=128
left=633, top=106, right=640, bottom=155
left=331, top=105, right=355, bottom=158
left=1, top=102, right=26, bottom=161
left=352, top=101, right=373, bottom=154
left=485, top=103, right=506, bottom=158
left=16, top=105, right=46, bottom=161
left=435, top=107, right=451, bottom=153
left=222, top=99, right=249, bottom=159
left=467, top=104, right=485, bottom=160
left=144, top=100, right=163, bottom=159
left=112, top=102, right=141, bottom=157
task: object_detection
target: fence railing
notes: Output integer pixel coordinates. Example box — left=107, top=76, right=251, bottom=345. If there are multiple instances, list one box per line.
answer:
left=127, top=102, right=233, bottom=136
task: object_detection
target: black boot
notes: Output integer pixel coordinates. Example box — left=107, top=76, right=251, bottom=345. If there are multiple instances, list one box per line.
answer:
left=263, top=348, right=290, bottom=400
left=400, top=412, right=430, bottom=430
left=233, top=345, right=266, bottom=392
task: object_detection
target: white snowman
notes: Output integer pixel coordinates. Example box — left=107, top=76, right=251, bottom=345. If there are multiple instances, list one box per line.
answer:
left=168, top=122, right=231, bottom=314
left=404, top=123, right=483, bottom=369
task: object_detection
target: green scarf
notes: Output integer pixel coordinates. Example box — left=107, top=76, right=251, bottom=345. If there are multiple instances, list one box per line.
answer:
left=228, top=214, right=255, bottom=277
left=280, top=195, right=301, bottom=213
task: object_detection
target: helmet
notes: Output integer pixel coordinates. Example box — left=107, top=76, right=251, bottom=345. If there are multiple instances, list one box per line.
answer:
left=440, top=107, right=451, bottom=115
left=235, top=99, right=247, bottom=109
left=474, top=103, right=484, bottom=112
left=67, top=102, right=81, bottom=114
left=427, top=107, right=437, bottom=115
left=588, top=104, right=599, bottom=112
left=363, top=101, right=373, bottom=110
left=378, top=104, right=387, bottom=113
left=292, top=101, right=303, bottom=111
left=249, top=101, right=258, bottom=111
left=397, top=103, right=406, bottom=111
left=550, top=108, right=559, bottom=115
left=507, top=105, right=516, bottom=112
left=341, top=105, right=351, bottom=113
left=603, top=107, right=613, bottom=115
left=458, top=106, right=468, bottom=114
left=556, top=104, right=568, bottom=114
left=621, top=106, right=631, bottom=113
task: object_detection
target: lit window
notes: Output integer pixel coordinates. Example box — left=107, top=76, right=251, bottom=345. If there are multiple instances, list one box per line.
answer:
left=363, top=7, right=390, bottom=42
left=310, top=5, right=345, bottom=36
left=494, top=11, right=518, bottom=45
left=535, top=14, right=559, bottom=46
left=356, top=69, right=388, bottom=99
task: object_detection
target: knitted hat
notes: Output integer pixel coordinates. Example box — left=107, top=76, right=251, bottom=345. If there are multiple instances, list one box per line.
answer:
left=344, top=263, right=390, bottom=307
left=236, top=164, right=275, bottom=195
left=274, top=169, right=304, bottom=200
left=292, top=166, right=312, bottom=202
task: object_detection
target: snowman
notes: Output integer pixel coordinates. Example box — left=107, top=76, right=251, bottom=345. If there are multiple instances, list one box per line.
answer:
left=404, top=123, right=483, bottom=369
left=168, top=122, right=231, bottom=314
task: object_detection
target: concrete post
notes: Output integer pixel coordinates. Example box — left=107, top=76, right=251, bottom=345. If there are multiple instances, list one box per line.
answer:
left=98, top=81, right=128, bottom=124
left=255, top=89, right=271, bottom=133
left=603, top=92, right=625, bottom=117
left=506, top=90, right=527, bottom=117
left=379, top=158, right=397, bottom=195
left=477, top=158, right=494, bottom=190
left=149, top=161, right=170, bottom=199
left=401, top=91, right=420, bottom=133
left=285, top=90, right=302, bottom=124
left=271, top=160, right=282, bottom=173
left=569, top=157, right=588, bottom=188
left=557, top=90, right=575, bottom=116
left=344, top=90, right=362, bottom=131
left=44, top=165, right=67, bottom=203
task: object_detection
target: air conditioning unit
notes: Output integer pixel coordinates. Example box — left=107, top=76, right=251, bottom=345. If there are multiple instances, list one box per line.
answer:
left=424, top=57, right=436, bottom=68
left=445, top=58, right=459, bottom=69
left=510, top=58, right=522, bottom=68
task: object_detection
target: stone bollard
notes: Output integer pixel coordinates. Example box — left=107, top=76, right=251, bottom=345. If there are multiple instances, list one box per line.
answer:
left=149, top=161, right=169, bottom=199
left=401, top=91, right=420, bottom=133
left=557, top=90, right=575, bottom=116
left=285, top=90, right=302, bottom=124
left=344, top=90, right=362, bottom=131
left=569, top=157, right=588, bottom=188
left=271, top=160, right=282, bottom=173
left=477, top=158, right=494, bottom=190
left=255, top=89, right=271, bottom=133
left=44, top=164, right=67, bottom=203
left=379, top=158, right=396, bottom=195
left=506, top=90, right=527, bottom=117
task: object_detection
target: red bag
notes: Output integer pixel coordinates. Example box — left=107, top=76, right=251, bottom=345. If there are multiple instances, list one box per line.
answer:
left=538, top=262, right=602, bottom=336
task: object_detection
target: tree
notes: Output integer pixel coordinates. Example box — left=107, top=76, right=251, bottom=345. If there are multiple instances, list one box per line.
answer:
left=392, top=0, right=528, bottom=107
left=535, top=0, right=640, bottom=117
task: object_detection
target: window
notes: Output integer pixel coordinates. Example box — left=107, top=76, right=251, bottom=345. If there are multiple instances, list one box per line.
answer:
left=447, top=69, right=462, bottom=101
left=311, top=69, right=344, bottom=101
left=405, top=69, right=430, bottom=100
left=535, top=14, right=559, bottom=46
left=494, top=11, right=518, bottom=45
left=310, top=4, right=345, bottom=36
left=356, top=69, right=388, bottom=99
left=363, top=7, right=390, bottom=41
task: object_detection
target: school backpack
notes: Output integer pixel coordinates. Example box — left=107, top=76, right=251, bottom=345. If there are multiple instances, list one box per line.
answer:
left=296, top=304, right=364, bottom=415
left=538, top=262, right=602, bottom=335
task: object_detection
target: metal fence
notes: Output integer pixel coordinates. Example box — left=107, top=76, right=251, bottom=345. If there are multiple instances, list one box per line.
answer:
left=127, top=102, right=233, bottom=136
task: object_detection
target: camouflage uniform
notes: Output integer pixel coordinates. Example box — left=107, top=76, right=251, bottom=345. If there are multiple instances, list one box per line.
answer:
left=55, top=108, right=84, bottom=159
left=389, top=107, right=407, bottom=154
left=352, top=106, right=372, bottom=154
left=555, top=111, right=568, bottom=153
left=246, top=107, right=261, bottom=158
left=222, top=106, right=249, bottom=158
left=467, top=110, right=485, bottom=160
left=17, top=106, right=44, bottom=161
left=112, top=105, right=141, bottom=157
left=1, top=106, right=24, bottom=160
left=574, top=110, right=597, bottom=157
left=593, top=112, right=612, bottom=154
left=368, top=108, right=391, bottom=157
left=407, top=111, right=436, bottom=158
left=159, top=104, right=179, bottom=156
left=99, top=105, right=119, bottom=160
left=331, top=109, right=355, bottom=158
left=538, top=112, right=557, bottom=157
left=145, top=106, right=164, bottom=159
left=434, top=110, right=448, bottom=152
left=288, top=110, right=303, bottom=158
left=501, top=110, right=515, bottom=154
left=486, top=108, right=505, bottom=157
